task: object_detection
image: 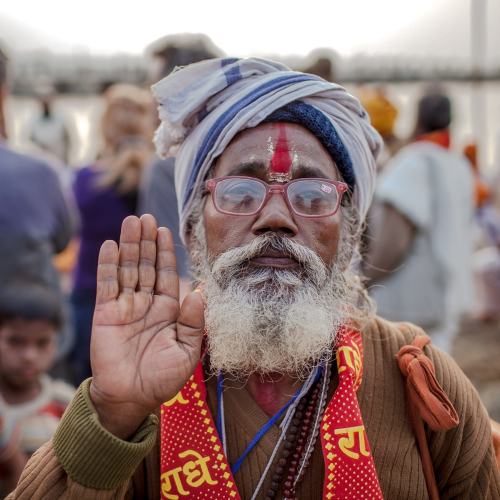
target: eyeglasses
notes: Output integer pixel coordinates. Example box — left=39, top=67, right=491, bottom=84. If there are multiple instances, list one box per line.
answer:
left=204, top=176, right=348, bottom=218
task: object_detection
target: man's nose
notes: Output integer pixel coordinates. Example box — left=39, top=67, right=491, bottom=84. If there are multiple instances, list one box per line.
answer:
left=251, top=191, right=299, bottom=236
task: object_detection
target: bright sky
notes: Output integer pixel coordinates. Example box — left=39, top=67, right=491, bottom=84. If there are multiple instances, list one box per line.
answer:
left=1, top=0, right=448, bottom=56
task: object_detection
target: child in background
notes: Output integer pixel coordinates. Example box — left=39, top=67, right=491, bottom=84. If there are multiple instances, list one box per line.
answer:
left=0, top=282, right=74, bottom=496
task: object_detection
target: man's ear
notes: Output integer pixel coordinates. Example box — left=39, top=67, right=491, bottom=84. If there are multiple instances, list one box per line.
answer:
left=185, top=193, right=209, bottom=251
left=185, top=224, right=194, bottom=250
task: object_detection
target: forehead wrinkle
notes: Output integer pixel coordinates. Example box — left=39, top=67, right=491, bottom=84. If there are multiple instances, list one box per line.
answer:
left=216, top=124, right=338, bottom=178
left=214, top=161, right=339, bottom=181
left=224, top=161, right=267, bottom=177
left=293, top=164, right=337, bottom=179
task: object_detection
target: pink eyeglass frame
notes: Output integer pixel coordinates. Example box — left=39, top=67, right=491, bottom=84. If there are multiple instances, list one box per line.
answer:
left=204, top=176, right=349, bottom=218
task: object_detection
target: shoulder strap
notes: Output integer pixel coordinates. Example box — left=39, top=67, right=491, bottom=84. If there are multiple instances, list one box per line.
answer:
left=396, top=335, right=459, bottom=500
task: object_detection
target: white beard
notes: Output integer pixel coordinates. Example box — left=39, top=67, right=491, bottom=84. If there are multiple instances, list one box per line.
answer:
left=196, top=233, right=357, bottom=378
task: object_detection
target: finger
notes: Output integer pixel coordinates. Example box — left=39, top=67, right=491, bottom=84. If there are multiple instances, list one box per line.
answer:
left=96, top=240, right=119, bottom=305
left=118, top=216, right=141, bottom=294
left=155, top=227, right=179, bottom=300
left=177, top=291, right=205, bottom=354
left=138, top=214, right=158, bottom=294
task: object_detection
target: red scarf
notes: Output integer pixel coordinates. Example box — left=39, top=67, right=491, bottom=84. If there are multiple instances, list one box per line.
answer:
left=160, top=328, right=383, bottom=499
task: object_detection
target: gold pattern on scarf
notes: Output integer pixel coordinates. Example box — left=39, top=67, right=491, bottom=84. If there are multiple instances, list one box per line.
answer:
left=336, top=343, right=362, bottom=387
left=161, top=449, right=218, bottom=499
left=334, top=425, right=370, bottom=460
left=164, top=392, right=190, bottom=407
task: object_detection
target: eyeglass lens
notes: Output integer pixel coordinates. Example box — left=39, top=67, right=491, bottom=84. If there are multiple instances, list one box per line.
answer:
left=288, top=180, right=339, bottom=216
left=214, top=178, right=339, bottom=216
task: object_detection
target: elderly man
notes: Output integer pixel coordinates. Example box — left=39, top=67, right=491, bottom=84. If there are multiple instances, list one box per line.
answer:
left=8, top=59, right=500, bottom=499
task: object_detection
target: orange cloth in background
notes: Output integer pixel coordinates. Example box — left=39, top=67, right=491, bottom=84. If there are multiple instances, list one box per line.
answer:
left=359, top=88, right=398, bottom=137
left=53, top=238, right=79, bottom=274
left=415, top=129, right=451, bottom=149
left=463, top=143, right=492, bottom=208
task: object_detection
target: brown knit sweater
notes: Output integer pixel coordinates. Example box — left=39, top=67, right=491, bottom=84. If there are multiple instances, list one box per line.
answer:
left=6, top=317, right=500, bottom=499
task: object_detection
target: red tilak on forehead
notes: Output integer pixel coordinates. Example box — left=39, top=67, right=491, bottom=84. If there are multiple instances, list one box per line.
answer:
left=270, top=124, right=292, bottom=174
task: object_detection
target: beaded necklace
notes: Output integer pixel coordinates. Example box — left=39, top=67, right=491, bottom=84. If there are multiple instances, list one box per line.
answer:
left=266, top=363, right=331, bottom=500
left=217, top=363, right=330, bottom=499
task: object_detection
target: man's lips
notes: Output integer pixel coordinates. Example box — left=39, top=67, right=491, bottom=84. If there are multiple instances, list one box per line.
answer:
left=249, top=250, right=299, bottom=269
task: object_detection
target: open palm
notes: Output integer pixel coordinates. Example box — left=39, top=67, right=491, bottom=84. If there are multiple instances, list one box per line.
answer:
left=89, top=215, right=204, bottom=438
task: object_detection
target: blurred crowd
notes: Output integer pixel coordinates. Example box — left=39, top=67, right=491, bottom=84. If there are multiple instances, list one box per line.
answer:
left=0, top=33, right=500, bottom=495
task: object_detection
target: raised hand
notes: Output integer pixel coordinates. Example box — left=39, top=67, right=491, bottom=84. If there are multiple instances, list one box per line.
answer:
left=89, top=215, right=204, bottom=439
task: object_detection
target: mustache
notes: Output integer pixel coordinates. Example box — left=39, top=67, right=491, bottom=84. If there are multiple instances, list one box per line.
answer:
left=210, top=234, right=329, bottom=287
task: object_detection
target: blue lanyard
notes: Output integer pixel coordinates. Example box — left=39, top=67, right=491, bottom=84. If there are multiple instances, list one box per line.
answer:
left=216, top=368, right=321, bottom=475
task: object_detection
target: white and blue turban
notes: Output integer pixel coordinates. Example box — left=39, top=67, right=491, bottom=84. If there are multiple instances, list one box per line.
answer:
left=152, top=57, right=382, bottom=243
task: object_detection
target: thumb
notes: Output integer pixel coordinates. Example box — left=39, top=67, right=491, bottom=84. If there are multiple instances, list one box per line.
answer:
left=177, top=290, right=205, bottom=354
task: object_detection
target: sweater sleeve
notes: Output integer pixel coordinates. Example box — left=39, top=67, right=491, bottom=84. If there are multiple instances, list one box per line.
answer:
left=5, top=379, right=158, bottom=499
left=426, top=345, right=500, bottom=499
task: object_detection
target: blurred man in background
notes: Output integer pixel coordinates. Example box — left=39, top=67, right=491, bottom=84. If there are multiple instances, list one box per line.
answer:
left=138, top=34, right=222, bottom=298
left=29, top=91, right=71, bottom=166
left=0, top=43, right=75, bottom=297
left=364, top=88, right=474, bottom=353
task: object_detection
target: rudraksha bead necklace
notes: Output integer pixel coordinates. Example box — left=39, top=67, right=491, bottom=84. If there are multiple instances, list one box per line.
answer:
left=217, top=362, right=330, bottom=500
left=265, top=362, right=331, bottom=499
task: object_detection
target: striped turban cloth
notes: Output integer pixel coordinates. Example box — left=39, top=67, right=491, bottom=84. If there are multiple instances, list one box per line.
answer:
left=152, top=57, right=382, bottom=243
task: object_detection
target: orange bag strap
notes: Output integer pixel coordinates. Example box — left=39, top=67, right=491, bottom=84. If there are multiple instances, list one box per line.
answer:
left=396, top=335, right=460, bottom=500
